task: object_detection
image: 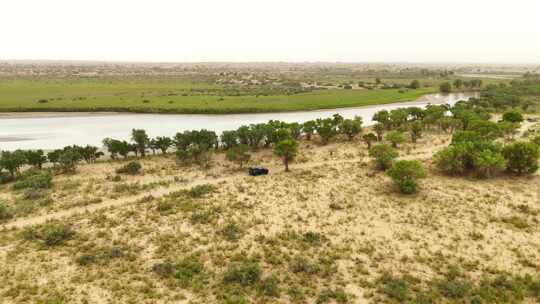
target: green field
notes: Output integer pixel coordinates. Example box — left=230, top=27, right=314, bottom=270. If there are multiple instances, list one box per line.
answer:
left=0, top=79, right=437, bottom=114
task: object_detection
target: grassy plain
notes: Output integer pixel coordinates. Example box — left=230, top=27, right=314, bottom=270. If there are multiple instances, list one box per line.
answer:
left=0, top=79, right=437, bottom=114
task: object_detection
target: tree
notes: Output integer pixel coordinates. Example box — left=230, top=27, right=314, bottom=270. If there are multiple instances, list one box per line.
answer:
left=498, top=121, right=519, bottom=140
left=453, top=79, right=463, bottom=89
left=439, top=82, right=452, bottom=93
left=226, top=144, right=251, bottom=169
left=274, top=139, right=299, bottom=172
left=385, top=131, right=405, bottom=148
left=339, top=117, right=362, bottom=141
left=409, top=121, right=423, bottom=143
left=409, top=80, right=421, bottom=89
left=389, top=109, right=408, bottom=129
left=373, top=123, right=385, bottom=141
left=25, top=150, right=47, bottom=169
left=473, top=149, right=506, bottom=178
left=315, top=118, right=337, bottom=145
left=154, top=136, right=173, bottom=154
left=220, top=131, right=239, bottom=149
left=302, top=120, right=317, bottom=141
left=0, top=150, right=27, bottom=178
left=502, top=142, right=540, bottom=175
left=502, top=110, right=524, bottom=123
left=387, top=160, right=426, bottom=194
left=375, top=77, right=382, bottom=85
left=373, top=110, right=391, bottom=129
left=362, top=133, right=378, bottom=149
left=58, top=149, right=81, bottom=174
left=149, top=139, right=158, bottom=155
left=131, top=129, right=149, bottom=157
left=368, top=144, right=398, bottom=170
left=79, top=145, right=103, bottom=163
left=468, top=120, right=501, bottom=140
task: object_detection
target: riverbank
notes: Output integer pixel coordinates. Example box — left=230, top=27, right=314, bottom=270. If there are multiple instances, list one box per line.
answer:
left=0, top=82, right=438, bottom=114
left=0, top=92, right=477, bottom=150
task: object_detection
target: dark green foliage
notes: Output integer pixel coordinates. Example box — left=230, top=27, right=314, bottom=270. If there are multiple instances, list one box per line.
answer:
left=316, top=288, right=349, bottom=303
left=339, top=116, right=362, bottom=140
left=220, top=130, right=239, bottom=149
left=220, top=222, right=242, bottom=241
left=57, top=149, right=81, bottom=173
left=131, top=129, right=149, bottom=157
left=0, top=150, right=27, bottom=177
left=439, top=82, right=452, bottom=93
left=409, top=79, right=421, bottom=89
left=362, top=133, right=378, bottom=149
left=188, top=184, right=216, bottom=198
left=369, top=144, right=398, bottom=170
left=379, top=272, right=410, bottom=301
left=387, top=160, right=426, bottom=194
left=24, top=150, right=47, bottom=169
left=12, top=170, right=53, bottom=190
left=153, top=136, right=173, bottom=154
left=315, top=118, right=338, bottom=144
left=385, top=131, right=405, bottom=148
left=502, top=110, right=524, bottom=123
left=302, top=120, right=317, bottom=140
left=409, top=121, right=423, bottom=143
left=22, top=222, right=75, bottom=247
left=0, top=201, right=12, bottom=221
left=226, top=144, right=251, bottom=168
left=274, top=139, right=299, bottom=171
left=223, top=260, right=261, bottom=286
left=503, top=142, right=540, bottom=175
left=116, top=161, right=142, bottom=175
left=258, top=274, right=280, bottom=297
left=102, top=138, right=131, bottom=159
left=174, top=129, right=218, bottom=151
left=152, top=254, right=205, bottom=287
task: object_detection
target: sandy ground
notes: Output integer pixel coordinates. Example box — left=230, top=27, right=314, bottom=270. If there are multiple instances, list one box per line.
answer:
left=0, top=127, right=539, bottom=304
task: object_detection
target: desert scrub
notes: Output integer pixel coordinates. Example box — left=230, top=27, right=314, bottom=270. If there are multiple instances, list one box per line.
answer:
left=116, top=161, right=142, bottom=175
left=21, top=221, right=75, bottom=247
left=12, top=170, right=53, bottom=190
left=0, top=201, right=12, bottom=221
left=186, top=184, right=216, bottom=198
left=152, top=253, right=205, bottom=288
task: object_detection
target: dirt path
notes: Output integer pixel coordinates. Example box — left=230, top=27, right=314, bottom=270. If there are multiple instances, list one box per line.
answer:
left=0, top=158, right=367, bottom=230
left=0, top=136, right=469, bottom=231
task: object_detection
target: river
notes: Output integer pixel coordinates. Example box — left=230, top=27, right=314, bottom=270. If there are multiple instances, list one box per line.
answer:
left=0, top=92, right=477, bottom=151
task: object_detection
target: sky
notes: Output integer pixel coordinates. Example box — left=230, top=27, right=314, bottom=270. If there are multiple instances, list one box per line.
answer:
left=1, top=0, right=540, bottom=63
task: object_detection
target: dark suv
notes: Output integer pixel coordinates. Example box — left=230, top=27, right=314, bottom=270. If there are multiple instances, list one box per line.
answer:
left=249, top=167, right=269, bottom=176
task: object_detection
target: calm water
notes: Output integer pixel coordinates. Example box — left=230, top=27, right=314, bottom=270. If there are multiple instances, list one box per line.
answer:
left=0, top=92, right=477, bottom=151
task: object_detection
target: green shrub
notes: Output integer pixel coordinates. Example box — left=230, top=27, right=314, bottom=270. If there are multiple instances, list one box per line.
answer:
left=258, top=274, right=280, bottom=297
left=220, top=222, right=242, bottom=241
left=116, top=161, right=142, bottom=175
left=223, top=260, right=261, bottom=286
left=378, top=272, right=409, bottom=301
left=12, top=171, right=53, bottom=191
left=503, top=142, right=540, bottom=175
left=22, top=222, right=75, bottom=247
left=0, top=201, right=12, bottom=221
left=174, top=254, right=205, bottom=287
left=387, top=160, right=426, bottom=194
left=473, top=149, right=507, bottom=178
left=385, top=131, right=405, bottom=148
left=502, top=110, right=524, bottom=123
left=369, top=144, right=398, bottom=170
left=188, top=184, right=216, bottom=198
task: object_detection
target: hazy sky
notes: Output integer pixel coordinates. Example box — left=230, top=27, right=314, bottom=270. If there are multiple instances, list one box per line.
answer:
left=2, top=0, right=540, bottom=63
